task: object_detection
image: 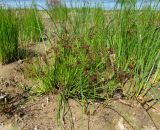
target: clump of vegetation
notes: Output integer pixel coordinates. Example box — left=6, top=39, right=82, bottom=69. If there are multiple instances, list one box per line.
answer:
left=19, top=6, right=44, bottom=42
left=33, top=6, right=118, bottom=101
left=32, top=1, right=160, bottom=101
left=0, top=8, right=19, bottom=64
left=0, top=4, right=44, bottom=64
left=109, top=2, right=160, bottom=96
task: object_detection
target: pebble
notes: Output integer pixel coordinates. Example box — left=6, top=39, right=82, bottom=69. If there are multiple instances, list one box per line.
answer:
left=18, top=60, right=23, bottom=64
left=0, top=94, right=6, bottom=100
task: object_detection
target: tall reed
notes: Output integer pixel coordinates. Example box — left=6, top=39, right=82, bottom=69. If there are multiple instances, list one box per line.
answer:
left=19, top=6, right=44, bottom=42
left=108, top=1, right=160, bottom=96
left=0, top=8, right=19, bottom=64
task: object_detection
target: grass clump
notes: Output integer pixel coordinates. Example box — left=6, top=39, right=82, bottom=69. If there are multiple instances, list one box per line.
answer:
left=0, top=8, right=19, bottom=64
left=20, top=2, right=160, bottom=129
left=108, top=2, right=160, bottom=96
left=0, top=2, right=159, bottom=129
left=19, top=7, right=44, bottom=42
left=30, top=1, right=160, bottom=106
left=33, top=6, right=118, bottom=101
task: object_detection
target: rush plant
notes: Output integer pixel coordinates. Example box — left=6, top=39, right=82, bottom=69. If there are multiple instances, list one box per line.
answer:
left=0, top=8, right=19, bottom=64
left=19, top=6, right=44, bottom=42
left=26, top=2, right=160, bottom=128
left=33, top=5, right=117, bottom=100
left=31, top=1, right=160, bottom=104
left=107, top=1, right=160, bottom=96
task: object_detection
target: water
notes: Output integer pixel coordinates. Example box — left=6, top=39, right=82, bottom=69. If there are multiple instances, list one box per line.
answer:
left=0, top=0, right=160, bottom=10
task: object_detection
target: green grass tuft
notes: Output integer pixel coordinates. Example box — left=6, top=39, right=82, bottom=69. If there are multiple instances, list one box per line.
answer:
left=19, top=7, right=44, bottom=42
left=0, top=8, right=19, bottom=64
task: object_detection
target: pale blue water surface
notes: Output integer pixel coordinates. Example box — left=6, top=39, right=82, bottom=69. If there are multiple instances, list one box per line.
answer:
left=0, top=0, right=160, bottom=10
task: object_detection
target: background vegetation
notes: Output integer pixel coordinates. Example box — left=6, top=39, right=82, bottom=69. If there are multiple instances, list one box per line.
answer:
left=0, top=8, right=19, bottom=64
left=0, top=5, right=44, bottom=64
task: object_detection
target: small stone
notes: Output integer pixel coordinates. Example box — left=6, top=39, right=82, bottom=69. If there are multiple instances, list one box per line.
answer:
left=18, top=60, right=23, bottom=64
left=0, top=94, right=7, bottom=100
left=0, top=123, right=4, bottom=128
left=34, top=125, right=38, bottom=130
left=73, top=117, right=76, bottom=122
left=46, top=97, right=49, bottom=104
